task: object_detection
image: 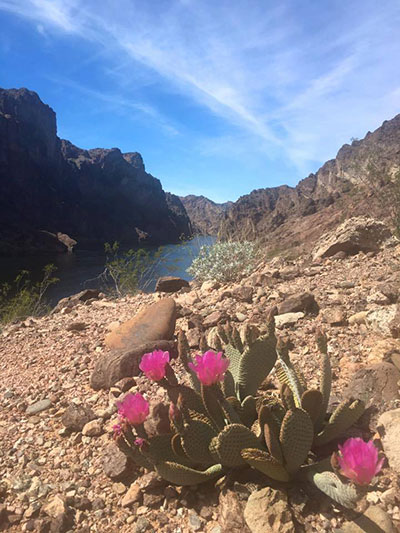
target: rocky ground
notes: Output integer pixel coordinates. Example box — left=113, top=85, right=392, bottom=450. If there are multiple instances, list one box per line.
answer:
left=1, top=228, right=400, bottom=532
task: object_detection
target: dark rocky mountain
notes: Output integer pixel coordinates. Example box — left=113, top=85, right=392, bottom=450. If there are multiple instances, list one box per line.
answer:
left=179, top=195, right=232, bottom=235
left=218, top=114, right=400, bottom=256
left=0, top=88, right=192, bottom=254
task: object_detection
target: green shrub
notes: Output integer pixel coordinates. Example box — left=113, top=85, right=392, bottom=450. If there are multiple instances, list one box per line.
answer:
left=187, top=241, right=258, bottom=283
left=103, top=242, right=165, bottom=297
left=0, top=264, right=58, bottom=325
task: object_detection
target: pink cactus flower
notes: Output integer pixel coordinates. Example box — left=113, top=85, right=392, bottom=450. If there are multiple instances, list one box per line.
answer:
left=139, top=350, right=170, bottom=381
left=134, top=437, right=145, bottom=448
left=188, top=350, right=230, bottom=386
left=116, top=393, right=149, bottom=426
left=336, top=438, right=384, bottom=485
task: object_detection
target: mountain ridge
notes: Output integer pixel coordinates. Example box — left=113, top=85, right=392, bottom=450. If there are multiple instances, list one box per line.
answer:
left=0, top=87, right=192, bottom=254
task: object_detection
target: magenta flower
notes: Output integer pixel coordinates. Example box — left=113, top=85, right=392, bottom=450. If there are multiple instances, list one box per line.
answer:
left=139, top=350, right=170, bottom=381
left=116, top=393, right=149, bottom=426
left=188, top=350, right=230, bottom=386
left=336, top=438, right=384, bottom=485
left=134, top=437, right=145, bottom=448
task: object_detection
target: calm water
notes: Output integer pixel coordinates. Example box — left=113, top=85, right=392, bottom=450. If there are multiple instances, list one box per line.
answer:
left=0, top=236, right=215, bottom=305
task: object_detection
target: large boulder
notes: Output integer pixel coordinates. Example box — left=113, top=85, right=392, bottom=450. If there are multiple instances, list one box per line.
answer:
left=244, top=487, right=294, bottom=533
left=155, top=276, right=190, bottom=293
left=313, top=217, right=391, bottom=260
left=91, top=340, right=176, bottom=390
left=343, top=362, right=400, bottom=429
left=52, top=289, right=101, bottom=313
left=105, top=298, right=176, bottom=350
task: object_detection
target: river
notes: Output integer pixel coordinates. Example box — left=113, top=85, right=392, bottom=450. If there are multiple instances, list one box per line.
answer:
left=0, top=236, right=215, bottom=305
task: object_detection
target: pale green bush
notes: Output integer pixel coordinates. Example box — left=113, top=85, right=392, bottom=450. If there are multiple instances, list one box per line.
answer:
left=187, top=241, right=258, bottom=282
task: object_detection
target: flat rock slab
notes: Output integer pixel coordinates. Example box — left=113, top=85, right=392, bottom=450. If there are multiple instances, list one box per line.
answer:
left=105, top=298, right=176, bottom=350
left=91, top=339, right=176, bottom=390
left=26, top=399, right=52, bottom=416
left=313, top=217, right=391, bottom=260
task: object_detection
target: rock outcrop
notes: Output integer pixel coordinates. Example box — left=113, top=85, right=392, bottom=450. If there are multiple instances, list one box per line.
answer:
left=180, top=195, right=232, bottom=235
left=0, top=88, right=192, bottom=254
left=219, top=114, right=400, bottom=254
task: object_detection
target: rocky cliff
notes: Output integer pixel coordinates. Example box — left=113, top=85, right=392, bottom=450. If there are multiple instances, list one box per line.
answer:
left=219, top=114, right=400, bottom=255
left=180, top=195, right=232, bottom=235
left=0, top=88, right=192, bottom=254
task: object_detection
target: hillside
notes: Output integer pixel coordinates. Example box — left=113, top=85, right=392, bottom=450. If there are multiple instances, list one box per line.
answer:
left=179, top=195, right=232, bottom=235
left=218, top=115, right=400, bottom=255
left=0, top=88, right=192, bottom=255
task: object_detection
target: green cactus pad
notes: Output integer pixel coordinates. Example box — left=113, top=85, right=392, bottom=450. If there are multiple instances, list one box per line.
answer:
left=311, top=471, right=359, bottom=509
left=280, top=408, right=313, bottom=473
left=258, top=405, right=283, bottom=463
left=147, top=434, right=179, bottom=464
left=241, top=448, right=290, bottom=482
left=237, top=334, right=277, bottom=399
left=240, top=395, right=257, bottom=427
left=316, top=350, right=332, bottom=432
left=155, top=461, right=223, bottom=486
left=212, top=423, right=263, bottom=467
left=301, top=389, right=323, bottom=424
left=222, top=370, right=237, bottom=399
left=276, top=344, right=304, bottom=407
left=171, top=433, right=188, bottom=460
left=280, top=382, right=296, bottom=411
left=314, top=398, right=364, bottom=447
left=201, top=384, right=227, bottom=430
left=231, top=326, right=244, bottom=352
left=224, top=344, right=242, bottom=384
left=181, top=419, right=217, bottom=464
left=178, top=386, right=208, bottom=418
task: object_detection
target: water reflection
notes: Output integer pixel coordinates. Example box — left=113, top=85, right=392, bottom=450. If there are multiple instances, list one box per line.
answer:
left=0, top=236, right=215, bottom=304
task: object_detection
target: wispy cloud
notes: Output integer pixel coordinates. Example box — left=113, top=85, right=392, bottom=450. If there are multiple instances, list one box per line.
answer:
left=1, top=0, right=400, bottom=179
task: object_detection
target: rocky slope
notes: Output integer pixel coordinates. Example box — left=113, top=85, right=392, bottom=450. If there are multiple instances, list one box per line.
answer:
left=0, top=220, right=399, bottom=532
left=219, top=114, right=400, bottom=255
left=0, top=88, right=192, bottom=254
left=180, top=195, right=232, bottom=235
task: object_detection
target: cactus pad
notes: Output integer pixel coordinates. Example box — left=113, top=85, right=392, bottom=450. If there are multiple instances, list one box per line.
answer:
left=237, top=334, right=277, bottom=399
left=311, top=471, right=358, bottom=508
left=241, top=448, right=290, bottom=482
left=301, top=389, right=323, bottom=424
left=181, top=419, right=217, bottom=464
left=314, top=398, right=364, bottom=447
left=155, top=461, right=223, bottom=485
left=212, top=423, right=263, bottom=467
left=280, top=408, right=313, bottom=473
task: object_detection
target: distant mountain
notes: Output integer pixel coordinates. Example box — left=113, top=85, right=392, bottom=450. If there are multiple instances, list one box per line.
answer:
left=0, top=88, right=192, bottom=254
left=179, top=195, right=232, bottom=235
left=219, top=114, right=400, bottom=256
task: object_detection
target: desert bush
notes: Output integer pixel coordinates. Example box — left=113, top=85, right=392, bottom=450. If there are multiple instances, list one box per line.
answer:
left=0, top=264, right=58, bottom=325
left=187, top=241, right=258, bottom=282
left=102, top=242, right=166, bottom=297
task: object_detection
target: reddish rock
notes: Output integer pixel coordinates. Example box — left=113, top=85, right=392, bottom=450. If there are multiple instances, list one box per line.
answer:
left=277, top=292, right=318, bottom=315
left=105, top=298, right=176, bottom=350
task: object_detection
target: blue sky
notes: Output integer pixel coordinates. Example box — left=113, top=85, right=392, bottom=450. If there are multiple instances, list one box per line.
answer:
left=1, top=0, right=400, bottom=202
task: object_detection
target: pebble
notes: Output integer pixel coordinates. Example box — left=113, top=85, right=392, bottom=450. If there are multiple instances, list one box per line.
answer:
left=25, top=399, right=52, bottom=416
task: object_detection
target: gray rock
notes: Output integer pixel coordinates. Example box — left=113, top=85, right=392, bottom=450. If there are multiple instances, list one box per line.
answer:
left=155, top=276, right=190, bottom=293
left=377, top=409, right=400, bottom=475
left=135, top=517, right=152, bottom=533
left=366, top=305, right=398, bottom=337
left=61, top=403, right=96, bottom=432
left=102, top=444, right=131, bottom=480
left=26, top=399, right=52, bottom=416
left=275, top=312, right=304, bottom=328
